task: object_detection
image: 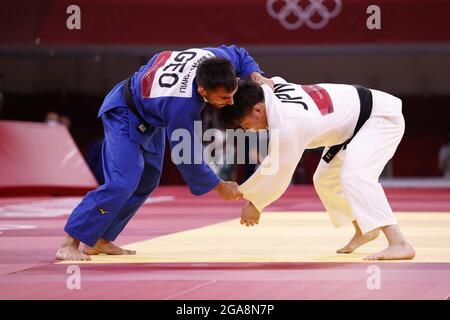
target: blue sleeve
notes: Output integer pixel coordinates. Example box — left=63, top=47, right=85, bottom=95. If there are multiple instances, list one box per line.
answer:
left=208, top=45, right=263, bottom=80
left=163, top=99, right=221, bottom=196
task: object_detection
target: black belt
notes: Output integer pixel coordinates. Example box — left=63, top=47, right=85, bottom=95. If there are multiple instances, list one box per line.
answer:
left=322, top=85, right=373, bottom=163
left=123, top=77, right=150, bottom=133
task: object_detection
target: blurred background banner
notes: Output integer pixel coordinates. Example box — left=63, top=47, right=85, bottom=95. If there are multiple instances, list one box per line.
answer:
left=2, top=0, right=450, bottom=45
left=0, top=120, right=98, bottom=195
left=0, top=0, right=449, bottom=194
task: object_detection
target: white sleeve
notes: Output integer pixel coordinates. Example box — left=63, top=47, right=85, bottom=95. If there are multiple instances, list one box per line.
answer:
left=238, top=128, right=304, bottom=212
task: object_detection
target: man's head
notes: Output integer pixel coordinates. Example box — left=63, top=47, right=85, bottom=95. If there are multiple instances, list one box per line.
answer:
left=218, top=80, right=268, bottom=130
left=196, top=57, right=238, bottom=108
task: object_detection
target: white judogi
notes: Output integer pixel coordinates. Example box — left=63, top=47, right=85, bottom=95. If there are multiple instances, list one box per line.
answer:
left=239, top=77, right=405, bottom=234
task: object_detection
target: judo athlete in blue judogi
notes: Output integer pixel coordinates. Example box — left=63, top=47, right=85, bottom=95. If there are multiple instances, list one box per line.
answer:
left=56, top=45, right=273, bottom=261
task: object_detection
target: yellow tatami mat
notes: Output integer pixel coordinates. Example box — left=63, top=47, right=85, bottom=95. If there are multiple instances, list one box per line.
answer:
left=58, top=212, right=450, bottom=264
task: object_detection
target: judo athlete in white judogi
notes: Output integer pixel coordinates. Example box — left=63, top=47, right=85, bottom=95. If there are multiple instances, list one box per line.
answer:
left=219, top=78, right=415, bottom=260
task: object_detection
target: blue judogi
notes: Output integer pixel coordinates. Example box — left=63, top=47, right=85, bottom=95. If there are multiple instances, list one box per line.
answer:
left=64, top=45, right=262, bottom=246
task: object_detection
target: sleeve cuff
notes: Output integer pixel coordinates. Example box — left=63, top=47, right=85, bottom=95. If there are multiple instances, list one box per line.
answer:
left=238, top=185, right=266, bottom=213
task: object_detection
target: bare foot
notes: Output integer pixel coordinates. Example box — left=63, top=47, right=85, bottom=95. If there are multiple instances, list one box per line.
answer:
left=337, top=229, right=380, bottom=254
left=364, top=242, right=415, bottom=260
left=55, top=236, right=91, bottom=261
left=82, top=239, right=136, bottom=256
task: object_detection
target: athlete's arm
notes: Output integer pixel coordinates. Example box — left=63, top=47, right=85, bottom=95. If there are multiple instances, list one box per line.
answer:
left=239, top=129, right=305, bottom=213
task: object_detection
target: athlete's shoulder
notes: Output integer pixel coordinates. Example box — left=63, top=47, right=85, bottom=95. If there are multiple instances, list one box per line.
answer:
left=138, top=49, right=214, bottom=100
left=261, top=83, right=277, bottom=104
left=203, top=44, right=250, bottom=59
left=270, top=76, right=289, bottom=84
left=202, top=45, right=235, bottom=58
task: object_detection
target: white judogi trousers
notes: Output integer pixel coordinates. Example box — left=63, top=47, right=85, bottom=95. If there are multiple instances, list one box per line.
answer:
left=313, top=89, right=405, bottom=234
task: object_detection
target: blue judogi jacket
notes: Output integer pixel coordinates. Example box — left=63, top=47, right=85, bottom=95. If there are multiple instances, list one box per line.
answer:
left=97, top=45, right=263, bottom=196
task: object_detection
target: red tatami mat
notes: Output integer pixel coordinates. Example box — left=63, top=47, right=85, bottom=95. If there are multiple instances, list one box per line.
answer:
left=1, top=186, right=450, bottom=299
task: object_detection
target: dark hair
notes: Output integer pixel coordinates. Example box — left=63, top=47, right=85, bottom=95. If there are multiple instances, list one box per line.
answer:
left=196, top=57, right=237, bottom=91
left=218, top=80, right=265, bottom=128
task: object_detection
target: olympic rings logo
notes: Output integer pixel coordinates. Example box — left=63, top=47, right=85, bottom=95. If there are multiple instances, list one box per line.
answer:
left=266, top=0, right=342, bottom=30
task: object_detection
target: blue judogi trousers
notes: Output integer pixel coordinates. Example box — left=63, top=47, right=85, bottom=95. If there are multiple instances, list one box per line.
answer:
left=64, top=107, right=164, bottom=247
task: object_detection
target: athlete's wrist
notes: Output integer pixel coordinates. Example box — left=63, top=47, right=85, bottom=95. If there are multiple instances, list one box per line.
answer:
left=250, top=72, right=264, bottom=84
left=213, top=180, right=224, bottom=192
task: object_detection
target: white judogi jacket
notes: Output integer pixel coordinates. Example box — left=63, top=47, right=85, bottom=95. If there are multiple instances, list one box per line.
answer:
left=239, top=77, right=361, bottom=212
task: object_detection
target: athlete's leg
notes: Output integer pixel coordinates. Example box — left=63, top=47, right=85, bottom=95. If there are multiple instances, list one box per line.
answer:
left=340, top=91, right=414, bottom=260
left=96, top=130, right=165, bottom=245
left=313, top=149, right=354, bottom=227
left=56, top=107, right=144, bottom=260
left=314, top=151, right=379, bottom=253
